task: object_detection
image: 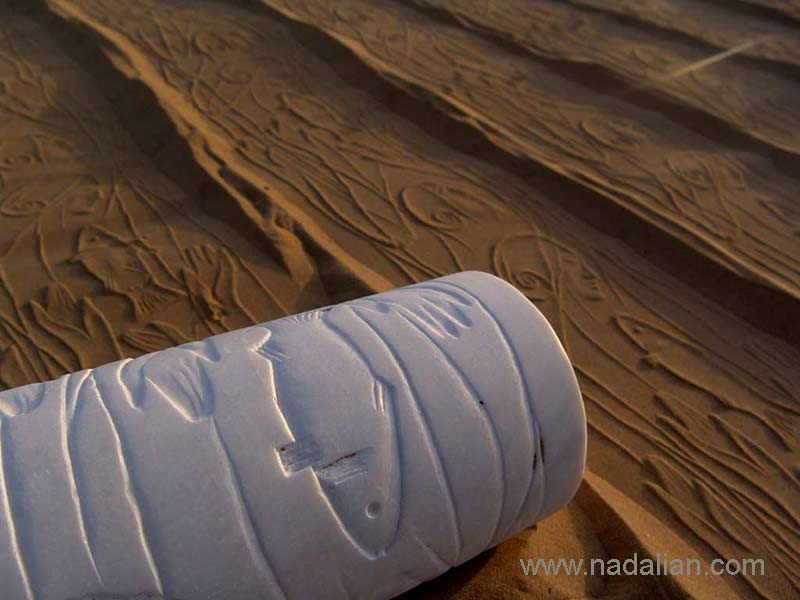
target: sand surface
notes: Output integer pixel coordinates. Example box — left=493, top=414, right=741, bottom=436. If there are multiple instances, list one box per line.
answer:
left=567, top=0, right=800, bottom=69
left=1, top=0, right=799, bottom=598
left=735, top=0, right=800, bottom=23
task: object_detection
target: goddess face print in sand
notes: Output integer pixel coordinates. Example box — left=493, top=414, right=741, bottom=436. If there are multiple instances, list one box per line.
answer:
left=400, top=182, right=497, bottom=231
left=493, top=233, right=607, bottom=307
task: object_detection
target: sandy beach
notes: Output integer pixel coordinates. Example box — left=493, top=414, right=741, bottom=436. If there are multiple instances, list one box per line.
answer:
left=1, top=0, right=798, bottom=598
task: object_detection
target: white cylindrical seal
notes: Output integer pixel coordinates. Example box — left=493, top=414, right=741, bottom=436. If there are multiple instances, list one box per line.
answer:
left=0, top=271, right=586, bottom=600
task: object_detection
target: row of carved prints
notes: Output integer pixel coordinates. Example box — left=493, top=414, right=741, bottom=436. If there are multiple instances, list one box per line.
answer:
left=258, top=0, right=800, bottom=302
left=565, top=0, right=800, bottom=68
left=411, top=0, right=800, bottom=153
left=0, top=10, right=310, bottom=392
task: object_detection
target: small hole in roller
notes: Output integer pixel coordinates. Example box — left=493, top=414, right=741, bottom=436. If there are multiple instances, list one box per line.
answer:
left=366, top=501, right=382, bottom=519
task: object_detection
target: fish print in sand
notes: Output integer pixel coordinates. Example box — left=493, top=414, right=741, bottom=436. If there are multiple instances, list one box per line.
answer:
left=615, top=314, right=797, bottom=449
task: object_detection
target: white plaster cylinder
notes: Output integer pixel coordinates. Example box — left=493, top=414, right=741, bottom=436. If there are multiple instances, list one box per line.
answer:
left=0, top=271, right=586, bottom=600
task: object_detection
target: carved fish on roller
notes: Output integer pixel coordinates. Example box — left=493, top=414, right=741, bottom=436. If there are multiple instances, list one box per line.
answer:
left=259, top=307, right=403, bottom=560
left=258, top=286, right=507, bottom=568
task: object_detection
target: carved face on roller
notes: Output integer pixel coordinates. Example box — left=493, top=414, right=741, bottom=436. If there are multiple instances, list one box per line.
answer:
left=256, top=309, right=402, bottom=559
left=0, top=376, right=44, bottom=418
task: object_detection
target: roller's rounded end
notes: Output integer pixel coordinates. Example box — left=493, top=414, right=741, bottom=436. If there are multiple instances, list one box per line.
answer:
left=442, top=271, right=587, bottom=527
left=528, top=308, right=587, bottom=523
